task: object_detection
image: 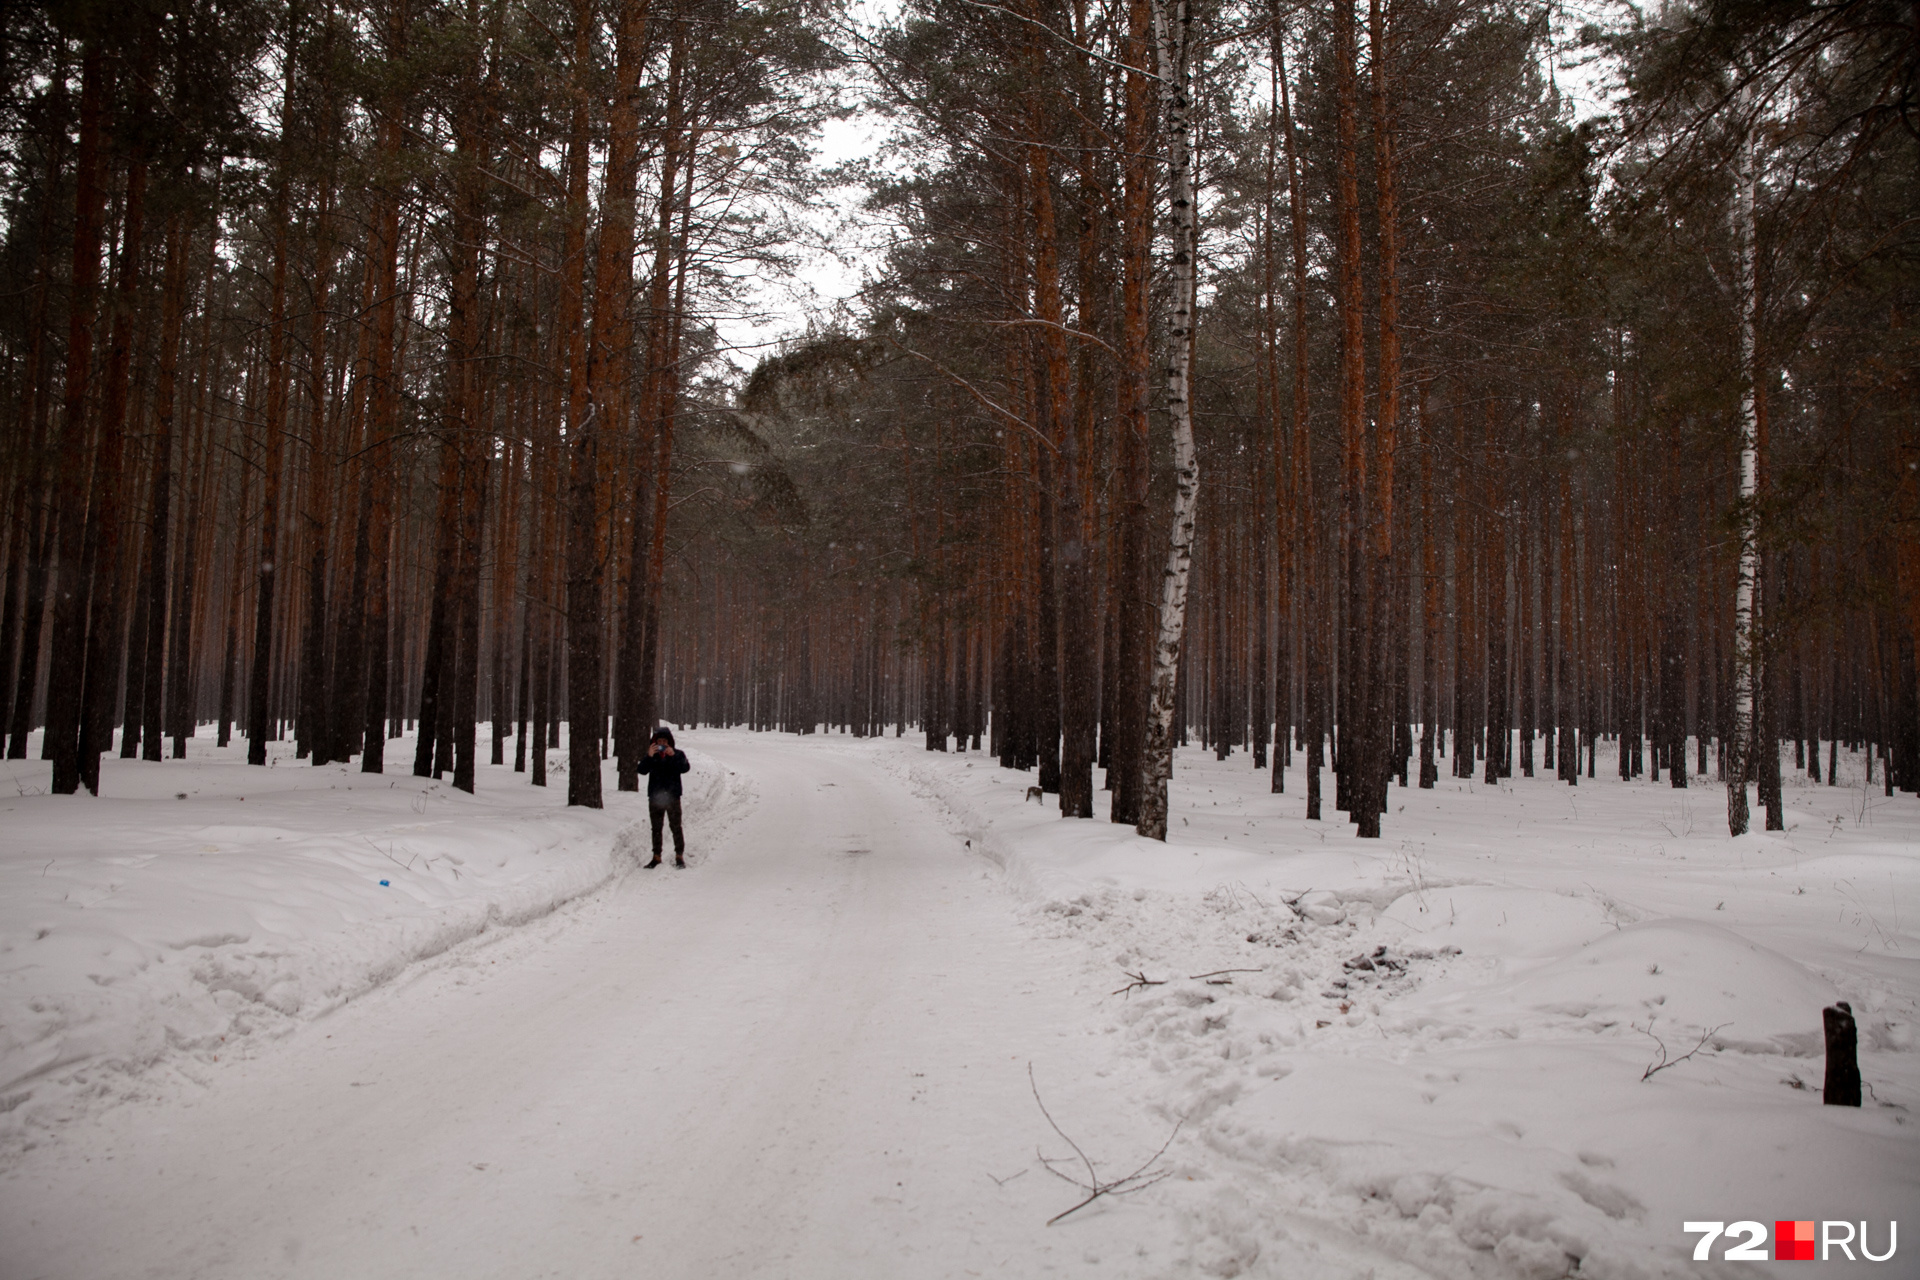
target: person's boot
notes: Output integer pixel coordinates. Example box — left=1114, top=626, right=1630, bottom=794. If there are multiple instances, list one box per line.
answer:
left=645, top=851, right=662, bottom=869
left=674, top=850, right=686, bottom=868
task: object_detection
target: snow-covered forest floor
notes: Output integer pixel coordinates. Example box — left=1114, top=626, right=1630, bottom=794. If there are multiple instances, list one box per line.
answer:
left=1, top=728, right=1914, bottom=1278
left=888, top=736, right=1919, bottom=1277
left=0, top=732, right=743, bottom=1158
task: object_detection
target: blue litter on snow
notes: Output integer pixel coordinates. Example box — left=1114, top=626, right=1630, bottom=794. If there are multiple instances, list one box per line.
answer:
left=379, top=879, right=390, bottom=886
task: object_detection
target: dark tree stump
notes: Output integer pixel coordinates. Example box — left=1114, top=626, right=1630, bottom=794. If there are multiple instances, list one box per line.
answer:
left=1823, top=1001, right=1861, bottom=1107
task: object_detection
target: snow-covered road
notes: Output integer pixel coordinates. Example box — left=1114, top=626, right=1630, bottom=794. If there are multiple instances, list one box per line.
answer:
left=1, top=735, right=1182, bottom=1280
left=6, top=728, right=1915, bottom=1279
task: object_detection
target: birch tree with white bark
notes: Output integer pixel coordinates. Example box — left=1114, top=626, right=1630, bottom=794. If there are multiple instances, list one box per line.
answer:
left=1727, top=106, right=1760, bottom=837
left=1135, top=0, right=1200, bottom=842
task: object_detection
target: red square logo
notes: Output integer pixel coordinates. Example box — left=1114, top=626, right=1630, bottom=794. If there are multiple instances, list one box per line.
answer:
left=1776, top=1220, right=1817, bottom=1261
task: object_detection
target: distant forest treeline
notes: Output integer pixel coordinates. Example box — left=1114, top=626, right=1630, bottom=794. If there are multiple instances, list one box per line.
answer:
left=0, top=0, right=1914, bottom=837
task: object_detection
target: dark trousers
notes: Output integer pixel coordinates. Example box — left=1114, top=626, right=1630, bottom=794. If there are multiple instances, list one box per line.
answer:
left=649, top=793, right=685, bottom=855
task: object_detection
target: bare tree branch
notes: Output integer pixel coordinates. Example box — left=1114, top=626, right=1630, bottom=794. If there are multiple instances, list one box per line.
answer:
left=1028, top=1063, right=1183, bottom=1226
left=1639, top=1019, right=1730, bottom=1081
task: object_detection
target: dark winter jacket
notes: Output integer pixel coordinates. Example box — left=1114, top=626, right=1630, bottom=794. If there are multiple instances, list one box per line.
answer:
left=640, top=746, right=691, bottom=799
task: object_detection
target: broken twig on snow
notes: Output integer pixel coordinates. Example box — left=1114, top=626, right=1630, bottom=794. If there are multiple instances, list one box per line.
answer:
left=1111, top=969, right=1168, bottom=996
left=1113, top=966, right=1264, bottom=995
left=1029, top=1063, right=1182, bottom=1225
left=1189, top=968, right=1264, bottom=984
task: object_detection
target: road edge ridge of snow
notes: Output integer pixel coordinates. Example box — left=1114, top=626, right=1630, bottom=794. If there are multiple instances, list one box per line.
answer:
left=1, top=762, right=757, bottom=1163
left=884, top=749, right=1089, bottom=904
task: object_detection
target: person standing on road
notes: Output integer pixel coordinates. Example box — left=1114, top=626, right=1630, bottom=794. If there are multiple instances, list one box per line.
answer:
left=641, top=727, right=692, bottom=868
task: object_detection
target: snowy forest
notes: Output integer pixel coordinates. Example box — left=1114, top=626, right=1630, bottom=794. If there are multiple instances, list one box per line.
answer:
left=3, top=1, right=1918, bottom=1273
left=0, top=0, right=1916, bottom=829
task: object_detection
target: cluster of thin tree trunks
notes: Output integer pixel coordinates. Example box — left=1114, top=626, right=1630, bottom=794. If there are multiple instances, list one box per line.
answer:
left=0, top=0, right=718, bottom=810
left=8, top=464, right=1919, bottom=817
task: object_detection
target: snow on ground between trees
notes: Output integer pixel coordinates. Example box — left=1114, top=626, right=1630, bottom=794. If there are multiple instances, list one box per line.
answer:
left=0, top=731, right=742, bottom=1161
left=885, top=739, right=1919, bottom=1279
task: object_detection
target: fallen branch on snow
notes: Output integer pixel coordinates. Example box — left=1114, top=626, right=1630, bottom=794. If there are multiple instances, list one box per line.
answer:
left=1189, top=968, right=1264, bottom=984
left=1638, top=1019, right=1729, bottom=1081
left=1029, top=1063, right=1182, bottom=1225
left=1113, top=966, right=1264, bottom=995
left=1111, top=970, right=1168, bottom=996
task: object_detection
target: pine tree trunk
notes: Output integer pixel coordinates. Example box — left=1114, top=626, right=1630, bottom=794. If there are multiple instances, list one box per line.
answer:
left=361, top=5, right=409, bottom=774
left=329, top=207, right=379, bottom=764
left=45, top=47, right=110, bottom=794
left=5, top=82, right=65, bottom=760
left=1483, top=412, right=1508, bottom=785
left=119, top=484, right=152, bottom=761
left=1418, top=383, right=1438, bottom=787
left=560, top=0, right=601, bottom=807
left=169, top=240, right=222, bottom=758
left=1276, top=39, right=1319, bottom=818
left=247, top=20, right=298, bottom=768
left=529, top=275, right=563, bottom=787
left=452, top=437, right=488, bottom=794
left=0, top=449, right=30, bottom=748
left=1557, top=413, right=1579, bottom=785
left=1331, top=0, right=1370, bottom=828
left=1518, top=483, right=1535, bottom=778
left=217, top=563, right=241, bottom=749
left=1256, top=29, right=1280, bottom=782
left=636, top=133, right=699, bottom=746
left=1026, top=126, right=1092, bottom=814
left=83, top=29, right=160, bottom=785
left=415, top=429, right=462, bottom=777
left=616, top=14, right=680, bottom=788
left=447, top=49, right=493, bottom=795
left=299, top=162, right=337, bottom=765
left=1362, top=0, right=1400, bottom=828
left=1107, top=0, right=1153, bottom=825
left=621, top=30, right=688, bottom=785
left=138, top=210, right=190, bottom=761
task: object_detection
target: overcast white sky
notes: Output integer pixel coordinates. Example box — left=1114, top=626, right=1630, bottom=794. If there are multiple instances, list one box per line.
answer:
left=710, top=110, right=903, bottom=372
left=707, top=0, right=907, bottom=372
